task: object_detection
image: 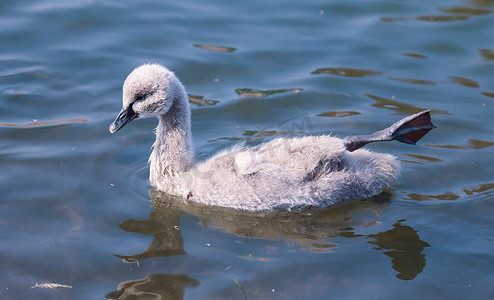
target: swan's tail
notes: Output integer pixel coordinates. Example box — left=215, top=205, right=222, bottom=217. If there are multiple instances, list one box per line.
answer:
left=343, top=110, right=436, bottom=152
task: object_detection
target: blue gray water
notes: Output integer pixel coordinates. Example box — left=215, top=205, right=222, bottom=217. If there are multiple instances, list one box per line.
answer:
left=1, top=0, right=494, bottom=299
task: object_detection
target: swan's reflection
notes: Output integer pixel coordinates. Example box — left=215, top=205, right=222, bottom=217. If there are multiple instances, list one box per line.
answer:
left=105, top=273, right=199, bottom=300
left=368, top=221, right=430, bottom=280
left=114, top=189, right=429, bottom=282
left=147, top=189, right=391, bottom=252
left=114, top=200, right=185, bottom=262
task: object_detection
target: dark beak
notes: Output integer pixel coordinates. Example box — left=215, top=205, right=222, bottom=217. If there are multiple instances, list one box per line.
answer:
left=109, top=105, right=138, bottom=133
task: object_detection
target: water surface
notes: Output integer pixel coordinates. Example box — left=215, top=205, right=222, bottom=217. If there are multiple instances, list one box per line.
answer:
left=1, top=0, right=494, bottom=299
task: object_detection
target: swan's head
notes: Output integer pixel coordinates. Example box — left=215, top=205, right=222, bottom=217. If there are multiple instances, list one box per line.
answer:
left=109, top=64, right=184, bottom=133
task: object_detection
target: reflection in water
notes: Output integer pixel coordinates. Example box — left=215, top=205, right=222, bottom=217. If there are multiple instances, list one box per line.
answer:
left=379, top=15, right=463, bottom=22
left=207, top=136, right=245, bottom=142
left=105, top=273, right=199, bottom=300
left=481, top=91, right=494, bottom=98
left=404, top=191, right=460, bottom=201
left=403, top=153, right=443, bottom=164
left=235, top=88, right=302, bottom=98
left=439, top=6, right=491, bottom=16
left=365, top=93, right=450, bottom=115
left=0, top=118, right=87, bottom=128
left=480, top=49, right=494, bottom=61
left=463, top=182, right=494, bottom=195
left=242, top=129, right=296, bottom=137
left=449, top=76, right=479, bottom=88
left=207, top=129, right=300, bottom=143
left=193, top=44, right=236, bottom=52
left=404, top=182, right=494, bottom=201
left=115, top=190, right=394, bottom=262
left=207, top=113, right=315, bottom=142
left=311, top=67, right=383, bottom=77
left=114, top=200, right=186, bottom=262
left=188, top=94, right=219, bottom=106
left=399, top=52, right=427, bottom=59
left=380, top=0, right=493, bottom=22
left=317, top=111, right=361, bottom=117
left=368, top=222, right=430, bottom=280
left=113, top=189, right=431, bottom=298
left=388, top=77, right=437, bottom=86
left=416, top=15, right=469, bottom=22
left=149, top=189, right=394, bottom=252
left=428, top=138, right=494, bottom=150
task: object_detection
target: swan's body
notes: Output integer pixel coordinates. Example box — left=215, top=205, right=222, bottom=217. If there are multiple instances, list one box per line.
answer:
left=110, top=64, right=435, bottom=211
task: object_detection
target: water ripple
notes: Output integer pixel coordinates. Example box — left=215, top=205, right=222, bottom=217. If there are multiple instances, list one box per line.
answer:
left=428, top=138, right=494, bottom=150
left=481, top=91, right=494, bottom=98
left=480, top=49, right=494, bottom=61
left=399, top=52, right=428, bottom=59
left=317, top=111, right=361, bottom=117
left=311, top=68, right=383, bottom=77
left=463, top=182, right=494, bottom=195
left=365, top=94, right=451, bottom=115
left=448, top=76, right=480, bottom=88
left=404, top=154, right=443, bottom=163
left=439, top=6, right=492, bottom=16
left=235, top=88, right=302, bottom=98
left=193, top=44, right=236, bottom=52
left=404, top=191, right=460, bottom=201
left=388, top=77, right=437, bottom=86
left=188, top=94, right=219, bottom=106
left=0, top=118, right=87, bottom=128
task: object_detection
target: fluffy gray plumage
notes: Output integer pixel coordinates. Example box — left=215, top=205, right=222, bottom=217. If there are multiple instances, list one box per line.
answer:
left=111, top=64, right=399, bottom=211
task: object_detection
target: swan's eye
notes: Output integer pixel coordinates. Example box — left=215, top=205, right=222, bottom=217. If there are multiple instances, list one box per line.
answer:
left=135, top=94, right=146, bottom=102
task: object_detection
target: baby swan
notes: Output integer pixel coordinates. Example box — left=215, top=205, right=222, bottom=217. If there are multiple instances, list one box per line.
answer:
left=110, top=64, right=436, bottom=211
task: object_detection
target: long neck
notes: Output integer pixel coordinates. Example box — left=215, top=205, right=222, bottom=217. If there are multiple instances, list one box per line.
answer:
left=149, top=92, right=192, bottom=189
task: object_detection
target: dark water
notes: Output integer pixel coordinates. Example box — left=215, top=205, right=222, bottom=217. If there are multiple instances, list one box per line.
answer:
left=1, top=0, right=494, bottom=299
